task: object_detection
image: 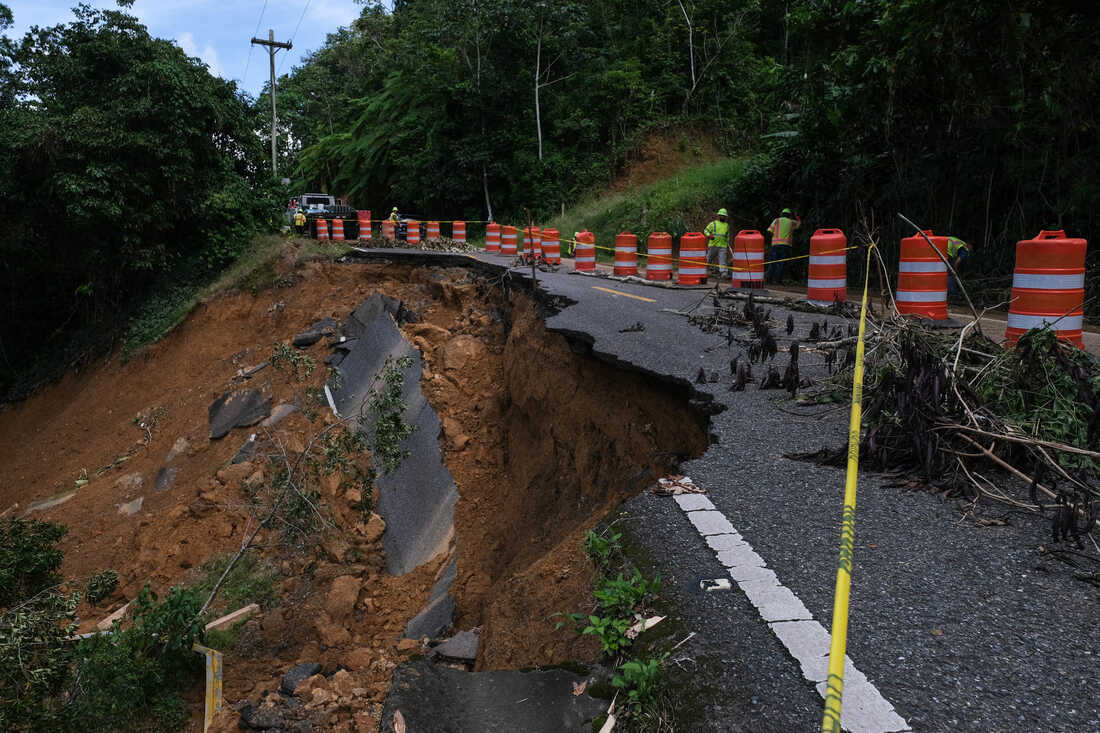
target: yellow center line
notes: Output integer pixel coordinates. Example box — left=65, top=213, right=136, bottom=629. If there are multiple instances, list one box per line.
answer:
left=591, top=285, right=657, bottom=303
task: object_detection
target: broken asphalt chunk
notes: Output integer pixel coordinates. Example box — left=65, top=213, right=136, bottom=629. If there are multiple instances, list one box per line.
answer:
left=208, top=390, right=271, bottom=440
left=280, top=662, right=322, bottom=696
left=292, top=317, right=338, bottom=348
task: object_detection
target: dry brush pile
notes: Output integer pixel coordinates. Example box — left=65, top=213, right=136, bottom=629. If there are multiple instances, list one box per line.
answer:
left=801, top=316, right=1100, bottom=570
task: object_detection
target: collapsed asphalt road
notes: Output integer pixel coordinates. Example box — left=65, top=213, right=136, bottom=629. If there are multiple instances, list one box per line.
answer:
left=347, top=248, right=1098, bottom=733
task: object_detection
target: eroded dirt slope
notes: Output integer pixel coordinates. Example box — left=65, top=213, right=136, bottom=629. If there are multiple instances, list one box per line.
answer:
left=0, top=253, right=708, bottom=730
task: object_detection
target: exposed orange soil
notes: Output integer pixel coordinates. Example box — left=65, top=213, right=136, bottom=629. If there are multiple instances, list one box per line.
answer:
left=0, top=249, right=708, bottom=730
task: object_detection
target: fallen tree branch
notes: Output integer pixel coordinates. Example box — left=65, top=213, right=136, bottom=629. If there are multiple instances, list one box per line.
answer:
left=938, top=423, right=1100, bottom=460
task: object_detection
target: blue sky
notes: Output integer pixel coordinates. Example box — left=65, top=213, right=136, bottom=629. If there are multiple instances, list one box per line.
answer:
left=3, top=1, right=368, bottom=97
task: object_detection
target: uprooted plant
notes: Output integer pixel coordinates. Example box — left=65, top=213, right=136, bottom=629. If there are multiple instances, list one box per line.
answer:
left=797, top=318, right=1100, bottom=561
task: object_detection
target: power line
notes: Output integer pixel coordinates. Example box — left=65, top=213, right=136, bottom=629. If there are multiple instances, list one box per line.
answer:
left=241, top=0, right=270, bottom=87
left=278, top=0, right=313, bottom=75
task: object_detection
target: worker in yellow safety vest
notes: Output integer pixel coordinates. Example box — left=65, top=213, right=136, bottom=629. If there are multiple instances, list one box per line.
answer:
left=293, top=209, right=306, bottom=236
left=389, top=207, right=401, bottom=222
left=703, top=208, right=731, bottom=281
left=946, top=236, right=970, bottom=298
left=765, top=208, right=802, bottom=284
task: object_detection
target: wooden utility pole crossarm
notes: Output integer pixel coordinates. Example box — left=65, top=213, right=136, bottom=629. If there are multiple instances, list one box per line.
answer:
left=251, top=30, right=292, bottom=176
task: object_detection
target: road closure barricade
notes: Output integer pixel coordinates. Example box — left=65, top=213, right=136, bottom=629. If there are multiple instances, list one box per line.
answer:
left=614, top=231, right=638, bottom=276
left=486, top=222, right=500, bottom=252
left=897, top=231, right=948, bottom=320
left=646, top=232, right=673, bottom=281
left=501, top=225, right=518, bottom=255
left=731, top=230, right=765, bottom=287
left=807, top=229, right=847, bottom=305
left=453, top=221, right=466, bottom=243
left=1005, top=230, right=1087, bottom=348
left=574, top=231, right=596, bottom=271
left=678, top=232, right=707, bottom=285
left=541, top=228, right=561, bottom=264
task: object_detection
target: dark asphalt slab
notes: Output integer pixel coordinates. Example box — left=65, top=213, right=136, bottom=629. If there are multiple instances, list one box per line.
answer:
left=347, top=248, right=1100, bottom=732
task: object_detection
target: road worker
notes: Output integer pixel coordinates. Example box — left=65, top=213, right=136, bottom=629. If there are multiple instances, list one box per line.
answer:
left=293, top=208, right=306, bottom=236
left=765, top=208, right=802, bottom=284
left=703, top=208, right=731, bottom=281
left=389, top=206, right=400, bottom=222
left=946, top=236, right=971, bottom=298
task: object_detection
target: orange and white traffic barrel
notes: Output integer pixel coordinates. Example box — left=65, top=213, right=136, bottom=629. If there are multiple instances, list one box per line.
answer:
left=407, top=220, right=420, bottom=245
left=677, top=232, right=707, bottom=285
left=574, top=231, right=596, bottom=271
left=731, top=230, right=765, bottom=287
left=316, top=218, right=329, bottom=241
left=807, top=229, right=847, bottom=305
left=614, top=232, right=638, bottom=276
left=523, top=226, right=542, bottom=258
left=331, top=217, right=345, bottom=242
left=501, top=225, right=517, bottom=255
left=1005, top=230, right=1087, bottom=348
left=897, top=231, right=948, bottom=320
left=541, top=228, right=561, bottom=264
left=357, top=210, right=371, bottom=240
left=452, top=221, right=466, bottom=243
left=426, top=221, right=440, bottom=240
left=646, top=232, right=673, bottom=281
left=381, top=220, right=394, bottom=240
left=486, top=222, right=500, bottom=252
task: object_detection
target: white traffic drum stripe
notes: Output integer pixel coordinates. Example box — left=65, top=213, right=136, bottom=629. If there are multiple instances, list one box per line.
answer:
left=898, top=261, right=945, bottom=273
left=896, top=290, right=946, bottom=302
left=1006, top=313, right=1083, bottom=330
left=1011, top=273, right=1084, bottom=290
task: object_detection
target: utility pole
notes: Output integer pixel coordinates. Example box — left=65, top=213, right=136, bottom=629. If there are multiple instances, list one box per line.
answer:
left=251, top=29, right=292, bottom=176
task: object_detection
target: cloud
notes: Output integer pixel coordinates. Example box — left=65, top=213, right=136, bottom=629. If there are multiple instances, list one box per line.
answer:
left=176, top=31, right=225, bottom=78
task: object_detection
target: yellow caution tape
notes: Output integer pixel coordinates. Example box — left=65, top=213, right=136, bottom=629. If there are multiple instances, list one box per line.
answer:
left=821, top=244, right=875, bottom=733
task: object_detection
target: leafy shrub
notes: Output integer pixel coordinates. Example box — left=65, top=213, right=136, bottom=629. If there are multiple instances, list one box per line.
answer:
left=593, top=570, right=660, bottom=618
left=85, top=569, right=119, bottom=605
left=612, top=654, right=668, bottom=708
left=67, top=585, right=204, bottom=730
left=270, top=342, right=317, bottom=381
left=583, top=529, right=622, bottom=571
left=0, top=518, right=67, bottom=607
left=0, top=589, right=80, bottom=729
left=370, top=356, right=416, bottom=474
left=580, top=614, right=633, bottom=657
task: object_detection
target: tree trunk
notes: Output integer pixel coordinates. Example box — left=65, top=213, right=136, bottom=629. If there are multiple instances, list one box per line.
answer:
left=535, top=33, right=543, bottom=161
left=678, top=0, right=695, bottom=89
left=482, top=164, right=494, bottom=222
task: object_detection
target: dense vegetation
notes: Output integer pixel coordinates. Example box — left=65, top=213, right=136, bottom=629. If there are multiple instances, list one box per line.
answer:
left=0, top=518, right=205, bottom=731
left=1, top=0, right=1097, bottom=394
left=0, top=4, right=280, bottom=398
left=282, top=0, right=1097, bottom=312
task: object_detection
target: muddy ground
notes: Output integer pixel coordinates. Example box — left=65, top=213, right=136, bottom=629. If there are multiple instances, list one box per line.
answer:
left=0, top=250, right=708, bottom=731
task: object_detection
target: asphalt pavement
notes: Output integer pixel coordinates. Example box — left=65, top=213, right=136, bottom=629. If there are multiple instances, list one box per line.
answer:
left=348, top=247, right=1100, bottom=732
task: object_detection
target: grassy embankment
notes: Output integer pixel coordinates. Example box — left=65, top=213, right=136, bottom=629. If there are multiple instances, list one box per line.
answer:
left=543, top=157, right=749, bottom=261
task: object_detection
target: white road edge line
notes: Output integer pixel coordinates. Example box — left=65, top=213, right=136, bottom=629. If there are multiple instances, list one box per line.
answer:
left=673, top=493, right=912, bottom=733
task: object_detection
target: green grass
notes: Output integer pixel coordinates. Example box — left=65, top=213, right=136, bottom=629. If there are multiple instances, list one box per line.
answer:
left=188, top=551, right=280, bottom=618
left=544, top=157, right=749, bottom=260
